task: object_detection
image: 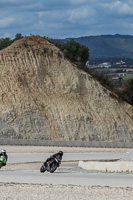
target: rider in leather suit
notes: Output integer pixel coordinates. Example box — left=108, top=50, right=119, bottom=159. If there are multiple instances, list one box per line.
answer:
left=44, top=151, right=63, bottom=167
left=0, top=149, right=8, bottom=168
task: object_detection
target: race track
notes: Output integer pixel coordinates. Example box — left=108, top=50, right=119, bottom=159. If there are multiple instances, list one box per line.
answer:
left=7, top=152, right=126, bottom=163
left=0, top=167, right=133, bottom=187
left=1, top=152, right=133, bottom=187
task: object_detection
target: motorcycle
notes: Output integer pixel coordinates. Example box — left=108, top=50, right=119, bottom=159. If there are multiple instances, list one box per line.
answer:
left=40, top=157, right=61, bottom=173
left=0, top=156, right=6, bottom=169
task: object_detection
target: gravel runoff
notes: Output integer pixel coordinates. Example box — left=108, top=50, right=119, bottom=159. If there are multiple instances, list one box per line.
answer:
left=0, top=145, right=132, bottom=200
left=0, top=183, right=133, bottom=200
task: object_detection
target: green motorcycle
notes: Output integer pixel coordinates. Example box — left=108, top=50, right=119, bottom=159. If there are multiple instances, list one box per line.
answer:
left=0, top=155, right=7, bottom=168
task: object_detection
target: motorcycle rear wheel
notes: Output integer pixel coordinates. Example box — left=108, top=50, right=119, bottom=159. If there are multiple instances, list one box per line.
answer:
left=40, top=165, right=46, bottom=173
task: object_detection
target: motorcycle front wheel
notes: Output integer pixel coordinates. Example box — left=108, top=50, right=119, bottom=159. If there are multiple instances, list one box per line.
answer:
left=49, top=162, right=58, bottom=173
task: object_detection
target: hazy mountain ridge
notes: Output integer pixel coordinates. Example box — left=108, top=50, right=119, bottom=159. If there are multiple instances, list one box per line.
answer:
left=60, top=34, right=133, bottom=58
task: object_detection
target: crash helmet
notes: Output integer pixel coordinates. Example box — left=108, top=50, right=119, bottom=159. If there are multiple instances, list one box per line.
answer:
left=2, top=149, right=6, bottom=154
left=58, top=151, right=63, bottom=156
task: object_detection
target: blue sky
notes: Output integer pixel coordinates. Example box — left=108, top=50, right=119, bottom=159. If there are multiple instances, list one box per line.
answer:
left=0, top=0, right=133, bottom=39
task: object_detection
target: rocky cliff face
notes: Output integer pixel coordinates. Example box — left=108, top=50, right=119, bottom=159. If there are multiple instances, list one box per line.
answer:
left=0, top=36, right=132, bottom=142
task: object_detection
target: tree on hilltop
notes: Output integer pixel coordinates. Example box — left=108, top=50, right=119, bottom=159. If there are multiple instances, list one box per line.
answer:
left=55, top=39, right=89, bottom=69
left=0, top=37, right=12, bottom=50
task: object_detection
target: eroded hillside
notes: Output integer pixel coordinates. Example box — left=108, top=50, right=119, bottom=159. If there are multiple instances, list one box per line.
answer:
left=0, top=36, right=132, bottom=142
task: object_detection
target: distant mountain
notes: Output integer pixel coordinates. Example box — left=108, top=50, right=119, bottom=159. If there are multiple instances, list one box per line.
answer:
left=58, top=34, right=133, bottom=59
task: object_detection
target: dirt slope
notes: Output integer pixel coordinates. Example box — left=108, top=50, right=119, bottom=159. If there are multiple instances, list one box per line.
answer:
left=0, top=36, right=132, bottom=142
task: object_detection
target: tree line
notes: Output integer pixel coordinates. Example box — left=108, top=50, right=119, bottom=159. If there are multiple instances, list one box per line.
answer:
left=0, top=33, right=23, bottom=50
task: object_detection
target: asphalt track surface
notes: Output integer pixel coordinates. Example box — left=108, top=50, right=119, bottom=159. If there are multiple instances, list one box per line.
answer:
left=7, top=152, right=126, bottom=163
left=1, top=169, right=133, bottom=187
left=1, top=152, right=133, bottom=187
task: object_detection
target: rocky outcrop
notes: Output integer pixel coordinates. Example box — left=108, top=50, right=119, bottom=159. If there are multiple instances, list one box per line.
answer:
left=0, top=36, right=132, bottom=142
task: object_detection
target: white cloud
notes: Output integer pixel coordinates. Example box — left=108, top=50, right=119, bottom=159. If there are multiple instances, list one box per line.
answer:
left=0, top=17, right=15, bottom=28
left=118, top=3, right=133, bottom=15
left=68, top=6, right=95, bottom=23
left=101, top=1, right=133, bottom=15
left=1, top=0, right=133, bottom=39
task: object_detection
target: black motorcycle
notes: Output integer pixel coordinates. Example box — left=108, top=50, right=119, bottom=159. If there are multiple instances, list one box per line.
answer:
left=40, top=157, right=61, bottom=173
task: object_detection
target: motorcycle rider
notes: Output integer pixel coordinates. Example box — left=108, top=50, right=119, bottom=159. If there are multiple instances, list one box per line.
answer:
left=43, top=150, right=63, bottom=167
left=0, top=149, right=8, bottom=168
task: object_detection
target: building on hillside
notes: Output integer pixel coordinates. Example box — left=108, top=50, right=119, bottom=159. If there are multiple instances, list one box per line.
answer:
left=98, top=62, right=111, bottom=68
left=116, top=60, right=126, bottom=65
left=112, top=77, right=123, bottom=88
